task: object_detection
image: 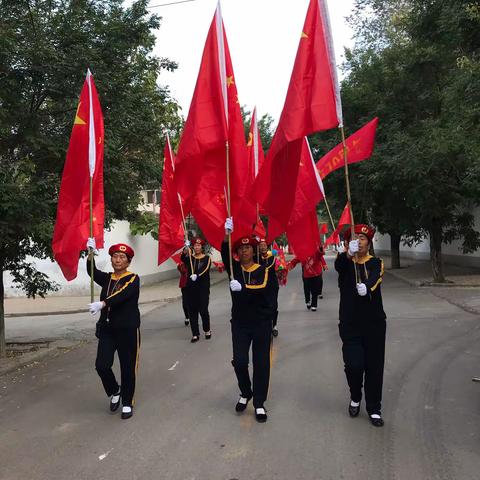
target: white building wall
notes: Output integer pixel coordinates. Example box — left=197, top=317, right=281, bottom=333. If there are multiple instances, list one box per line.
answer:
left=373, top=207, right=480, bottom=268
left=4, top=220, right=178, bottom=297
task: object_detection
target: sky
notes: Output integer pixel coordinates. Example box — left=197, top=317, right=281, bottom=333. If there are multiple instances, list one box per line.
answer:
left=151, top=0, right=356, bottom=123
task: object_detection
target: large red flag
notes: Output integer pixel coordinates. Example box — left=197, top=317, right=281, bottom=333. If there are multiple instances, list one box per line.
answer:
left=175, top=3, right=251, bottom=248
left=158, top=134, right=185, bottom=265
left=52, top=70, right=104, bottom=281
left=253, top=0, right=342, bottom=231
left=286, top=209, right=321, bottom=261
left=324, top=203, right=352, bottom=246
left=283, top=139, right=325, bottom=258
left=317, top=118, right=378, bottom=179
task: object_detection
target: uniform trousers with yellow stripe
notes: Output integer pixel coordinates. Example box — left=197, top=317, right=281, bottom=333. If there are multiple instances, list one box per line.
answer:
left=231, top=319, right=271, bottom=409
left=95, top=325, right=140, bottom=407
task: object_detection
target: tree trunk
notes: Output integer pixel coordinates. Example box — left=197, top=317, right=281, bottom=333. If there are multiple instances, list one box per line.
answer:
left=429, top=219, right=445, bottom=283
left=0, top=263, right=5, bottom=358
left=390, top=233, right=401, bottom=269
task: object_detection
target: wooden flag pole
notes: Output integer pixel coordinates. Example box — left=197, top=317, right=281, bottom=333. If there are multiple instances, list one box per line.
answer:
left=178, top=193, right=194, bottom=273
left=89, top=177, right=94, bottom=303
left=323, top=195, right=336, bottom=233
left=225, top=141, right=234, bottom=277
left=340, top=126, right=359, bottom=283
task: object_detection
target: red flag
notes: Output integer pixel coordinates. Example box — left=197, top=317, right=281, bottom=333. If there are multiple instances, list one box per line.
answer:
left=176, top=4, right=252, bottom=247
left=317, top=118, right=378, bottom=179
left=52, top=70, right=104, bottom=281
left=158, top=135, right=185, bottom=265
left=319, top=223, right=329, bottom=234
left=247, top=107, right=265, bottom=188
left=253, top=0, right=342, bottom=231
left=253, top=217, right=267, bottom=239
left=286, top=209, right=321, bottom=261
left=324, top=203, right=352, bottom=245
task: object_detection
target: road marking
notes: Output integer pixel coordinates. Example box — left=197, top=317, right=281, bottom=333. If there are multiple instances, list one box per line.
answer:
left=168, top=361, right=179, bottom=371
left=98, top=448, right=113, bottom=461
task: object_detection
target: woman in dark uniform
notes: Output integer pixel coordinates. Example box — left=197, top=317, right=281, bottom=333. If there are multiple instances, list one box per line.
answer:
left=181, top=237, right=212, bottom=343
left=335, top=225, right=386, bottom=427
left=222, top=218, right=276, bottom=423
left=86, top=239, right=140, bottom=420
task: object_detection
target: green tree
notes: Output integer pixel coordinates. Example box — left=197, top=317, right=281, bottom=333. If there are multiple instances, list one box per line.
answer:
left=319, top=0, right=480, bottom=278
left=0, top=0, right=182, bottom=357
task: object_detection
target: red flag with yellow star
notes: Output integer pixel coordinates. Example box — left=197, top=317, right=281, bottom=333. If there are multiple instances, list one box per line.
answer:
left=283, top=138, right=325, bottom=259
left=253, top=0, right=342, bottom=234
left=158, top=134, right=185, bottom=265
left=52, top=70, right=104, bottom=281
left=176, top=3, right=252, bottom=248
left=317, top=118, right=378, bottom=179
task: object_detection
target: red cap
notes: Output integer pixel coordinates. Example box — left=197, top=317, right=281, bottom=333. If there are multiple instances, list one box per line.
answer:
left=108, top=243, right=134, bottom=258
left=233, top=236, right=259, bottom=252
left=191, top=237, right=206, bottom=246
left=343, top=224, right=375, bottom=242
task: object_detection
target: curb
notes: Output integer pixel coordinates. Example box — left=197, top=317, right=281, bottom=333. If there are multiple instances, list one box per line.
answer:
left=5, top=277, right=227, bottom=318
left=385, top=270, right=480, bottom=288
left=0, top=339, right=87, bottom=377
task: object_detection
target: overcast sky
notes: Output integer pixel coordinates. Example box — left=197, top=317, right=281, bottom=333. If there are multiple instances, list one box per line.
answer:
left=151, top=0, right=355, bottom=122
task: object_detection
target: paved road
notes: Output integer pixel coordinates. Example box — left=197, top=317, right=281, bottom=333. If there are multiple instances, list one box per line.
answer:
left=1, top=261, right=480, bottom=480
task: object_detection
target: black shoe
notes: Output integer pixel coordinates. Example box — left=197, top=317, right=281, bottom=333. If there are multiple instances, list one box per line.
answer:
left=369, top=414, right=384, bottom=427
left=110, top=389, right=121, bottom=412
left=348, top=401, right=360, bottom=417
left=190, top=336, right=199, bottom=343
left=235, top=395, right=252, bottom=412
left=306, top=303, right=311, bottom=310
left=272, top=327, right=278, bottom=338
left=121, top=406, right=133, bottom=420
left=205, top=331, right=212, bottom=340
left=184, top=319, right=189, bottom=326
left=255, top=407, right=268, bottom=423
left=311, top=307, right=317, bottom=312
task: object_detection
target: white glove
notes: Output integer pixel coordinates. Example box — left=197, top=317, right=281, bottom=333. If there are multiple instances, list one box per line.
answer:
left=348, top=240, right=359, bottom=256
left=88, top=301, right=104, bottom=315
left=356, top=283, right=367, bottom=296
left=336, top=243, right=346, bottom=254
left=230, top=279, right=242, bottom=292
left=190, top=274, right=198, bottom=282
left=86, top=237, right=96, bottom=251
left=225, top=217, right=234, bottom=234
left=184, top=239, right=191, bottom=247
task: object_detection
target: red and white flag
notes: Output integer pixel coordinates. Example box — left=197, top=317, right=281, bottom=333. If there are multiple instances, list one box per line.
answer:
left=175, top=2, right=252, bottom=248
left=253, top=0, right=342, bottom=232
left=52, top=70, right=104, bottom=280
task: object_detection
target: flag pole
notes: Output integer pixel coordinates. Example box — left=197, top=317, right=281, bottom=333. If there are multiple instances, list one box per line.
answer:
left=89, top=177, right=94, bottom=303
left=225, top=140, right=233, bottom=277
left=178, top=193, right=194, bottom=273
left=323, top=195, right=336, bottom=232
left=340, top=125, right=359, bottom=282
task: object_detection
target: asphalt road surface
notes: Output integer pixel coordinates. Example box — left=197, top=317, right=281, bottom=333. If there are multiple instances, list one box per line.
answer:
left=1, top=261, right=479, bottom=480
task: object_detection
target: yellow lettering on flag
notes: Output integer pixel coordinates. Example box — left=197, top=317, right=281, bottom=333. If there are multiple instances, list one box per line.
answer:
left=301, top=32, right=309, bottom=39
left=74, top=102, right=87, bottom=125
left=247, top=132, right=253, bottom=146
left=227, top=75, right=235, bottom=87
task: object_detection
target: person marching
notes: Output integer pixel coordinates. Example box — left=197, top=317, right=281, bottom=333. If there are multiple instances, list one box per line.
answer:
left=181, top=237, right=212, bottom=343
left=257, top=239, right=280, bottom=338
left=335, top=224, right=387, bottom=427
left=289, top=246, right=328, bottom=311
left=222, top=218, right=276, bottom=423
left=86, top=239, right=140, bottom=420
left=177, top=261, right=190, bottom=326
